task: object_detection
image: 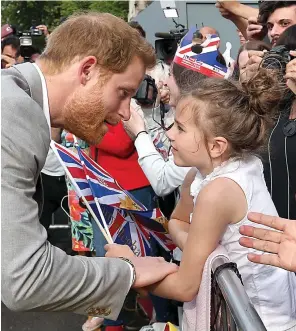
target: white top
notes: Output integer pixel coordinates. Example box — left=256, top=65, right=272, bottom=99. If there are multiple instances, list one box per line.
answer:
left=190, top=155, right=296, bottom=331
left=135, top=133, right=190, bottom=197
left=42, top=148, right=65, bottom=176
left=33, top=63, right=65, bottom=176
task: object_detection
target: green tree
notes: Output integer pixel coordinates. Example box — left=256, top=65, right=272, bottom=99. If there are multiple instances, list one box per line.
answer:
left=1, top=1, right=129, bottom=32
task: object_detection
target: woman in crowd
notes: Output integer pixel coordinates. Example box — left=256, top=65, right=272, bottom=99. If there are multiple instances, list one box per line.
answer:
left=235, top=40, right=270, bottom=80
left=62, top=131, right=94, bottom=254
left=106, top=68, right=296, bottom=330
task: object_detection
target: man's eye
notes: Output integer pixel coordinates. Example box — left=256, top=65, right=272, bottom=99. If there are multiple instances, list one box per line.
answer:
left=281, top=21, right=291, bottom=27
left=120, top=90, right=128, bottom=98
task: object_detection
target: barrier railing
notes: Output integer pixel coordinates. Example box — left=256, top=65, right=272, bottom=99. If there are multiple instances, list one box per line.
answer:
left=211, top=257, right=267, bottom=331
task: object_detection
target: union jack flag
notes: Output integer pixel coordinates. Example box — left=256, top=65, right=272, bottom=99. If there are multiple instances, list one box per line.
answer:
left=51, top=141, right=176, bottom=253
left=76, top=146, right=147, bottom=211
left=174, top=27, right=228, bottom=78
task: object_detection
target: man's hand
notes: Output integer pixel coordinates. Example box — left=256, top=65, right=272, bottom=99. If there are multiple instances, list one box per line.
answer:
left=239, top=212, right=296, bottom=272
left=285, top=51, right=296, bottom=95
left=105, top=244, right=135, bottom=258
left=246, top=17, right=266, bottom=41
left=240, top=50, right=265, bottom=81
left=216, top=1, right=240, bottom=20
left=36, top=25, right=50, bottom=37
left=122, top=106, right=146, bottom=139
left=1, top=54, right=16, bottom=68
left=105, top=244, right=178, bottom=288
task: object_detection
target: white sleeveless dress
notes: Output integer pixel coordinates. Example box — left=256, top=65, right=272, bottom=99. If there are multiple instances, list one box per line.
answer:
left=190, top=155, right=296, bottom=331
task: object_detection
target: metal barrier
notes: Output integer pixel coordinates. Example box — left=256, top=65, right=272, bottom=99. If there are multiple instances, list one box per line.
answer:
left=211, top=257, right=267, bottom=331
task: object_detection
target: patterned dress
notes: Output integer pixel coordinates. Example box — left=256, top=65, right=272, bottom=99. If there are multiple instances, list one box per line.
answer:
left=61, top=131, right=94, bottom=252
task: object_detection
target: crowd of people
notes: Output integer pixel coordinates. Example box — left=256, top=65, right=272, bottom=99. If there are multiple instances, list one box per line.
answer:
left=1, top=1, right=296, bottom=331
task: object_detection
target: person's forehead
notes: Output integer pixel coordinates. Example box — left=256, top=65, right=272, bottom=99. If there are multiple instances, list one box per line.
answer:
left=111, top=60, right=145, bottom=88
left=176, top=98, right=197, bottom=122
left=3, top=44, right=17, bottom=55
left=268, top=5, right=296, bottom=23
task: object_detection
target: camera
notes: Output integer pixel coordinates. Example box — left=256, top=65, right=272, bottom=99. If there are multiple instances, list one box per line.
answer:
left=261, top=45, right=295, bottom=74
left=155, top=20, right=188, bottom=63
left=133, top=74, right=158, bottom=106
left=18, top=21, right=45, bottom=61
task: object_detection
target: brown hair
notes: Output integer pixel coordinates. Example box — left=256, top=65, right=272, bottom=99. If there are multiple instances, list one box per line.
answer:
left=39, top=12, right=156, bottom=74
left=237, top=40, right=271, bottom=64
left=258, top=1, right=296, bottom=25
left=180, top=69, right=285, bottom=157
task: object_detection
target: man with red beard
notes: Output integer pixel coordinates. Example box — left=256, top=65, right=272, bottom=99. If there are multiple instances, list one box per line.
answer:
left=1, top=12, right=178, bottom=318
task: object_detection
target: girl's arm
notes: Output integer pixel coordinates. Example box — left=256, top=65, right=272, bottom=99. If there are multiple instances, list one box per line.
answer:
left=168, top=168, right=197, bottom=250
left=148, top=177, right=247, bottom=302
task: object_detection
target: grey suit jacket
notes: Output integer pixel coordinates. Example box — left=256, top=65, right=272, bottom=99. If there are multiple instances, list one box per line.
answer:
left=1, top=63, right=131, bottom=318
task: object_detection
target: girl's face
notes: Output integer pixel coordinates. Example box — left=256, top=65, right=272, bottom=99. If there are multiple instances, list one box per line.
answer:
left=166, top=98, right=212, bottom=169
left=164, top=67, right=180, bottom=107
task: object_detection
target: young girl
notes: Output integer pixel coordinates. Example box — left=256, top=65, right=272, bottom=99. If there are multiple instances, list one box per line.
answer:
left=106, top=69, right=296, bottom=331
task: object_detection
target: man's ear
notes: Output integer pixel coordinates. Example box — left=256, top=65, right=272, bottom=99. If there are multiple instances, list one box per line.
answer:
left=78, top=56, right=97, bottom=85
left=208, top=136, right=228, bottom=158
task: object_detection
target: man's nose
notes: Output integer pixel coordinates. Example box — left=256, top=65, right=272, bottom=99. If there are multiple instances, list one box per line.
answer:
left=270, top=24, right=279, bottom=38
left=118, top=100, right=131, bottom=121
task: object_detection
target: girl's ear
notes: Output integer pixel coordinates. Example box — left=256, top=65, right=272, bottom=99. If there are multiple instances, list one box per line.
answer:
left=208, top=136, right=228, bottom=158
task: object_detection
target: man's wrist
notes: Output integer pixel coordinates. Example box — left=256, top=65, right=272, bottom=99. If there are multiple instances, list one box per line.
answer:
left=118, top=257, right=136, bottom=288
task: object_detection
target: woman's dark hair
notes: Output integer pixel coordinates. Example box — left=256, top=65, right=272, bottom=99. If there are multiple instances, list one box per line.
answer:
left=179, top=68, right=285, bottom=157
left=275, top=24, right=296, bottom=50
left=128, top=21, right=146, bottom=38
left=258, top=1, right=296, bottom=25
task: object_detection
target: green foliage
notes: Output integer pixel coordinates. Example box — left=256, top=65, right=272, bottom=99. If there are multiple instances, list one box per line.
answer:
left=1, top=1, right=129, bottom=32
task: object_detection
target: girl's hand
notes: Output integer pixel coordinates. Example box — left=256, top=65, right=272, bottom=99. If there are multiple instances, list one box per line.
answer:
left=122, top=106, right=146, bottom=139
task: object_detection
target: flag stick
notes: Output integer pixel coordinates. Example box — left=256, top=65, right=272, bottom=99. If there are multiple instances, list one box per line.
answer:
left=86, top=175, right=113, bottom=243
left=72, top=136, right=113, bottom=243
left=50, top=140, right=112, bottom=244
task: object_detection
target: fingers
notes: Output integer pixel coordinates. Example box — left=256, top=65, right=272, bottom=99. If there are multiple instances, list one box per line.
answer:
left=239, top=236, right=280, bottom=254
left=247, top=17, right=264, bottom=40
left=247, top=252, right=282, bottom=269
left=239, top=224, right=283, bottom=243
left=286, top=79, right=296, bottom=95
left=248, top=24, right=263, bottom=35
left=247, top=212, right=289, bottom=231
left=105, top=244, right=135, bottom=258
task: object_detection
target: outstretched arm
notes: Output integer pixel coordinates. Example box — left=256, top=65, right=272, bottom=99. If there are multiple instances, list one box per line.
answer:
left=239, top=213, right=296, bottom=272
left=147, top=178, right=247, bottom=302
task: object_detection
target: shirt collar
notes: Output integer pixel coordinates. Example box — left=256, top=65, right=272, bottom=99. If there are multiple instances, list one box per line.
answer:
left=32, top=63, right=51, bottom=139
